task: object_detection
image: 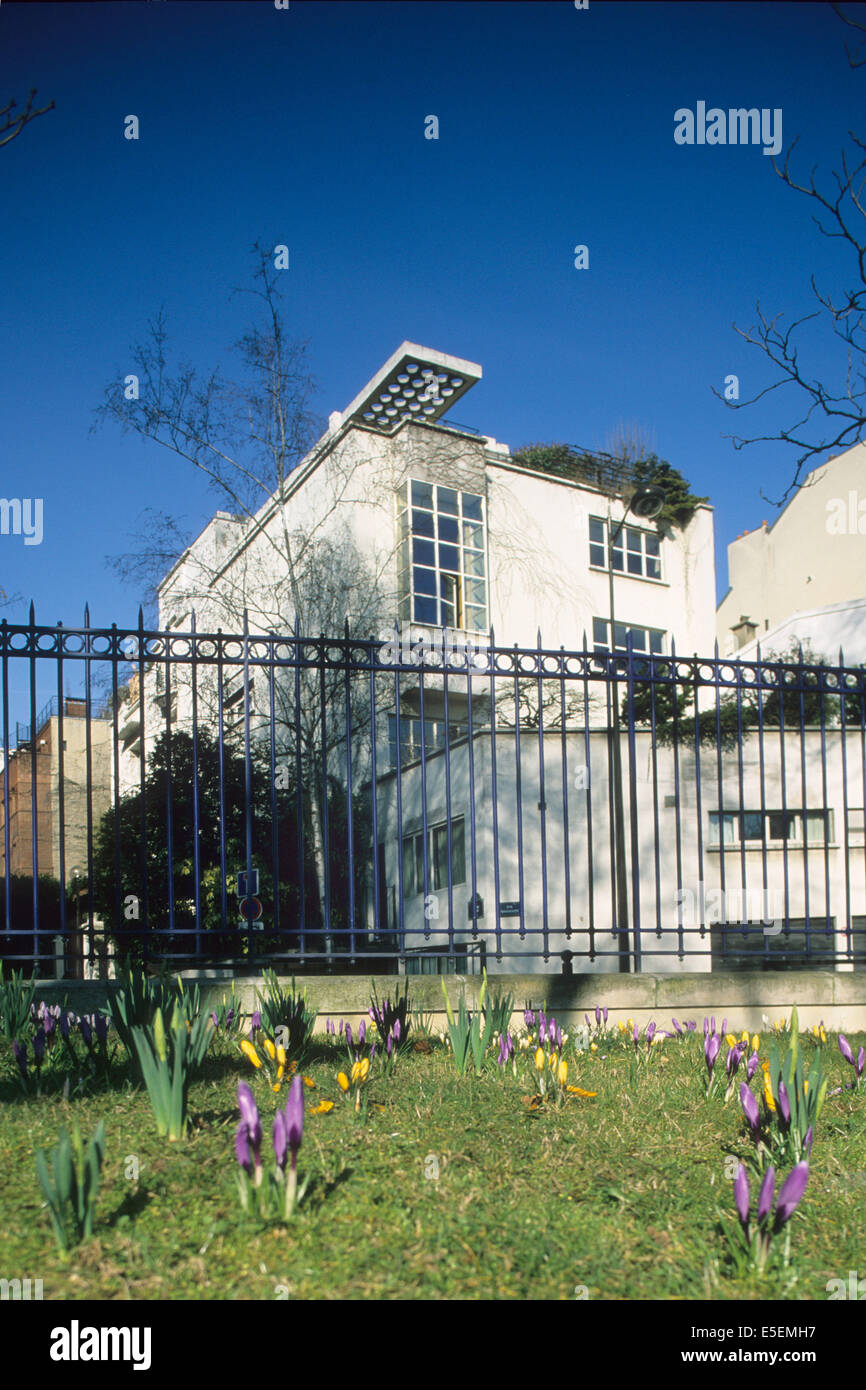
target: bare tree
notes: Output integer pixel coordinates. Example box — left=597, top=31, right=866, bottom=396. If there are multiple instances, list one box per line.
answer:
left=717, top=8, right=866, bottom=503
left=0, top=89, right=54, bottom=148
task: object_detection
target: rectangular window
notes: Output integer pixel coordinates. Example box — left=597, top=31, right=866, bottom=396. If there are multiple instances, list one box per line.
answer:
left=589, top=517, right=662, bottom=580
left=709, top=809, right=835, bottom=847
left=592, top=618, right=664, bottom=655
left=398, top=482, right=487, bottom=631
left=401, top=816, right=466, bottom=895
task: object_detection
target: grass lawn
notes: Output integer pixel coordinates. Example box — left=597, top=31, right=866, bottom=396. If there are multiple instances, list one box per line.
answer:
left=2, top=1014, right=865, bottom=1301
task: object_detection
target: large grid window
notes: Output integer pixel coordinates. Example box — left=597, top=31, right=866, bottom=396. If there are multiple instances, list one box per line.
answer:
left=398, top=481, right=487, bottom=631
left=592, top=618, right=665, bottom=655
left=589, top=517, right=661, bottom=579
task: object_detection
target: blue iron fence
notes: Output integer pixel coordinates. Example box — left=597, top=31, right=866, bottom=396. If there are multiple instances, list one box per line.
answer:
left=1, top=605, right=865, bottom=975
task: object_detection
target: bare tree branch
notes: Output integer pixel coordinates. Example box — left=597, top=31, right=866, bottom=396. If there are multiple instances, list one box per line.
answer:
left=0, top=89, right=54, bottom=148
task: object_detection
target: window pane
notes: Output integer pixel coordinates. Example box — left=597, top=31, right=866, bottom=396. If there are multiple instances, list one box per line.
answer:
left=805, top=810, right=829, bottom=845
left=432, top=823, right=448, bottom=891
left=629, top=627, right=647, bottom=651
left=626, top=529, right=641, bottom=552
left=464, top=549, right=486, bottom=576
left=465, top=605, right=486, bottom=631
left=415, top=834, right=426, bottom=893
left=742, top=812, right=764, bottom=841
left=589, top=544, right=605, bottom=567
left=413, top=537, right=435, bottom=567
left=848, top=808, right=865, bottom=845
left=437, top=486, right=459, bottom=515
left=589, top=518, right=604, bottom=543
left=414, top=566, right=437, bottom=596
left=649, top=630, right=664, bottom=655
left=710, top=813, right=736, bottom=846
left=627, top=552, right=643, bottom=575
left=646, top=555, right=661, bottom=579
left=461, top=494, right=483, bottom=521
left=768, top=812, right=796, bottom=841
left=441, top=601, right=455, bottom=628
left=613, top=623, right=628, bottom=650
left=398, top=538, right=410, bottom=571
left=414, top=595, right=437, bottom=624
left=645, top=534, right=659, bottom=556
left=412, top=508, right=435, bottom=537
left=611, top=548, right=624, bottom=572
left=463, top=521, right=483, bottom=548
left=439, top=543, right=460, bottom=572
left=411, top=481, right=434, bottom=509
left=452, top=818, right=466, bottom=884
left=438, top=514, right=459, bottom=543
left=593, top=618, right=608, bottom=647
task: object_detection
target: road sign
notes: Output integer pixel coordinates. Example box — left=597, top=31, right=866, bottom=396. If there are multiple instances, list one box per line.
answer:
left=238, top=896, right=263, bottom=924
left=237, top=870, right=259, bottom=897
left=499, top=901, right=521, bottom=917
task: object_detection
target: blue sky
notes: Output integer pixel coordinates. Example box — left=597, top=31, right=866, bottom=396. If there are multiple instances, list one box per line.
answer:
left=2, top=0, right=863, bottom=648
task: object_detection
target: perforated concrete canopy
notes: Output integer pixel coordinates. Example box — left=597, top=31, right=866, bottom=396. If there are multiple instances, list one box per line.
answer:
left=339, top=342, right=482, bottom=434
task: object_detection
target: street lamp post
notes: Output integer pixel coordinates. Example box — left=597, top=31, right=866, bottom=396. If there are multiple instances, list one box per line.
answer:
left=606, top=484, right=666, bottom=973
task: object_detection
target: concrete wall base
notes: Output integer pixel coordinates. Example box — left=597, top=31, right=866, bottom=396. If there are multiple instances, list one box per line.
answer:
left=27, top=969, right=866, bottom=1034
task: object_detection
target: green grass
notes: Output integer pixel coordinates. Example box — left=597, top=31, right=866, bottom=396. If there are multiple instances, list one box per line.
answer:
left=1, top=1023, right=864, bottom=1300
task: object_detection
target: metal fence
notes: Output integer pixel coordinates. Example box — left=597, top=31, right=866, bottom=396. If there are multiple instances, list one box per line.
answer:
left=2, top=606, right=865, bottom=976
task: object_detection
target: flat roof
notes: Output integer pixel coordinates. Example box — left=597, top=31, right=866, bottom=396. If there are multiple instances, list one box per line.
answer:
left=338, top=341, right=482, bottom=434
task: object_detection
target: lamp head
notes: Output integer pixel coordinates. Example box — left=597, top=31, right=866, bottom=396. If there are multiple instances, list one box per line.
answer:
left=628, top=484, right=666, bottom=520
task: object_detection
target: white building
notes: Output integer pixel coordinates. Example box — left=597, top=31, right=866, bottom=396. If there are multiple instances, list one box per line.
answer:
left=717, top=442, right=866, bottom=662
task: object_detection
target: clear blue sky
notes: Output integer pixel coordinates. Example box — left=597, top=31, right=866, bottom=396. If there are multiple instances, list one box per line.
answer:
left=2, top=0, right=863, bottom=646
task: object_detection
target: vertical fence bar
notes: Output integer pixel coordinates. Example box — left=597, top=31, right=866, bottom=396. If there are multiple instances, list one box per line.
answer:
left=838, top=647, right=851, bottom=963
left=558, top=642, right=571, bottom=945
left=28, top=603, right=39, bottom=967
left=343, top=621, right=356, bottom=961
left=110, top=626, right=122, bottom=958
left=512, top=648, right=525, bottom=946
left=648, top=653, right=662, bottom=939
left=394, top=651, right=405, bottom=962
left=466, top=639, right=478, bottom=954
left=488, top=626, right=502, bottom=961
left=1, top=618, right=10, bottom=935
left=536, top=630, right=549, bottom=962
left=625, top=633, right=641, bottom=972
left=318, top=633, right=331, bottom=962
left=163, top=623, right=175, bottom=958
left=137, top=609, right=149, bottom=965
left=671, top=640, right=686, bottom=962
left=368, top=638, right=381, bottom=953
left=268, top=630, right=280, bottom=950
left=56, top=628, right=68, bottom=959
left=216, top=629, right=228, bottom=949
left=582, top=633, right=595, bottom=962
left=190, top=612, right=202, bottom=960
left=83, top=605, right=96, bottom=977
left=294, top=618, right=305, bottom=954
left=443, top=625, right=456, bottom=959
left=242, top=612, right=254, bottom=960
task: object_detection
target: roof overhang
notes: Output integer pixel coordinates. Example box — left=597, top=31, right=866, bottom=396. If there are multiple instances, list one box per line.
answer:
left=337, top=342, right=481, bottom=435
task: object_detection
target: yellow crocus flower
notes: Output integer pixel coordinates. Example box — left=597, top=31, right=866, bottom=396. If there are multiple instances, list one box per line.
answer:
left=240, top=1040, right=262, bottom=1069
left=337, top=1071, right=349, bottom=1093
left=590, top=1042, right=598, bottom=1052
left=535, top=1047, right=545, bottom=1072
left=726, top=1034, right=738, bottom=1050
left=566, top=1085, right=598, bottom=1098
left=302, top=1075, right=315, bottom=1088
left=557, top=1058, right=568, bottom=1087
left=741, top=1030, right=750, bottom=1044
left=276, top=1043, right=287, bottom=1067
left=263, top=1037, right=276, bottom=1061
left=310, top=1100, right=334, bottom=1115
left=350, top=1061, right=361, bottom=1084
left=804, top=1078, right=809, bottom=1094
left=276, top=1063, right=285, bottom=1082
left=627, top=1018, right=634, bottom=1030
left=752, top=1035, right=759, bottom=1052
left=763, top=1079, right=776, bottom=1113
left=359, top=1057, right=370, bottom=1081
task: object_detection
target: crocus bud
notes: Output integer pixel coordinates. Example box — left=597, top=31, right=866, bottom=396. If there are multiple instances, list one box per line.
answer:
left=757, top=1166, right=775, bottom=1224
left=740, top=1080, right=760, bottom=1136
left=774, top=1163, right=809, bottom=1227
left=733, top=1164, right=750, bottom=1228
left=839, top=1034, right=854, bottom=1066
left=13, top=1038, right=27, bottom=1077
left=359, top=1020, right=366, bottom=1046
left=595, top=1007, right=601, bottom=1026
left=393, top=1019, right=401, bottom=1042
left=79, top=1017, right=92, bottom=1047
left=777, top=1079, right=791, bottom=1129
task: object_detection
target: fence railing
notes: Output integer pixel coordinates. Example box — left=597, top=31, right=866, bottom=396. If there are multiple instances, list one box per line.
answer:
left=1, top=607, right=865, bottom=975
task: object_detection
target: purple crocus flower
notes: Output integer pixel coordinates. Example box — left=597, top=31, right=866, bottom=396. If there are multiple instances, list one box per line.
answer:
left=60, top=1011, right=70, bottom=1043
left=94, top=1012, right=108, bottom=1045
left=671, top=1017, right=682, bottom=1035
left=359, top=1020, right=366, bottom=1046
left=43, top=1011, right=56, bottom=1042
left=235, top=1121, right=254, bottom=1175
left=79, top=1016, right=92, bottom=1047
left=555, top=1023, right=562, bottom=1050
left=777, top=1079, right=791, bottom=1130
left=757, top=1166, right=776, bottom=1224
left=393, top=1018, right=401, bottom=1043
left=369, top=1042, right=376, bottom=1064
left=603, top=1007, right=608, bottom=1025
left=705, top=1032, right=721, bottom=1074
left=646, top=1021, right=657, bottom=1046
left=273, top=1109, right=288, bottom=1172
left=248, top=1010, right=261, bottom=1041
left=721, top=1018, right=727, bottom=1036
left=733, top=1164, right=750, bottom=1227
left=740, top=1080, right=760, bottom=1136
left=839, top=1034, right=854, bottom=1066
left=595, top=1006, right=601, bottom=1026
left=339, top=1019, right=344, bottom=1036
left=237, top=1082, right=262, bottom=1151
left=345, top=1022, right=353, bottom=1048
left=686, top=1021, right=697, bottom=1032
left=33, top=1027, right=46, bottom=1067
left=284, top=1076, right=304, bottom=1160
left=703, top=1016, right=709, bottom=1039
left=211, top=1011, right=219, bottom=1028
left=524, top=1009, right=535, bottom=1028
left=226, top=1008, right=234, bottom=1028
left=13, top=1038, right=27, bottom=1077
left=726, top=1043, right=743, bottom=1078
left=803, top=1125, right=814, bottom=1156
left=386, top=1033, right=393, bottom=1058
left=538, top=1020, right=547, bottom=1044
left=585, top=1014, right=592, bottom=1030
left=858, top=1047, right=865, bottom=1080
left=774, top=1162, right=809, bottom=1227
left=747, top=1051, right=759, bottom=1082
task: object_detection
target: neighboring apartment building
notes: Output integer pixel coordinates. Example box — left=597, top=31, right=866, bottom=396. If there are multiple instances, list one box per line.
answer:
left=717, top=441, right=866, bottom=662
left=0, top=695, right=112, bottom=882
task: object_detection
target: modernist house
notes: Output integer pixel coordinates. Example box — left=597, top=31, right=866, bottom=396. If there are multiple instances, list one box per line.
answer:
left=107, top=345, right=865, bottom=975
